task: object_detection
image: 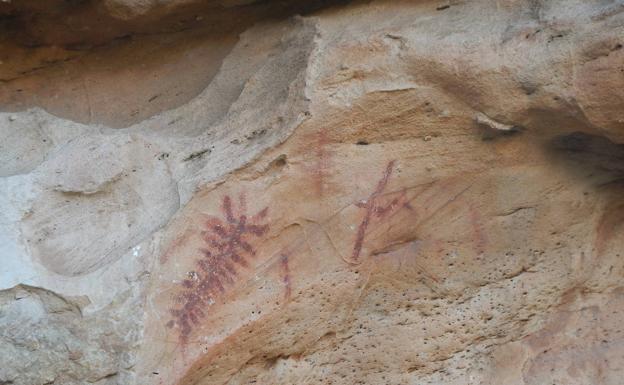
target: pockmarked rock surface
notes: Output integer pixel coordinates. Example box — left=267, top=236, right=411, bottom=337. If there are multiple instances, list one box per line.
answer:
left=1, top=0, right=624, bottom=384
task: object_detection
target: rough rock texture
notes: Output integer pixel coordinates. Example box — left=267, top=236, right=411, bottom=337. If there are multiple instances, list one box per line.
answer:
left=1, top=0, right=624, bottom=384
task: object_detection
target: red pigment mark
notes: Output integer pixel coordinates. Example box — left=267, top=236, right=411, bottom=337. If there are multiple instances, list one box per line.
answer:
left=314, top=127, right=332, bottom=196
left=301, top=126, right=334, bottom=196
left=160, top=231, right=194, bottom=264
left=167, top=194, right=269, bottom=343
left=469, top=205, right=488, bottom=255
left=280, top=254, right=291, bottom=300
left=351, top=160, right=411, bottom=263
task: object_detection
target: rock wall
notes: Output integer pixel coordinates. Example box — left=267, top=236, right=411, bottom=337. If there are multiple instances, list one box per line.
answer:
left=1, top=0, right=623, bottom=384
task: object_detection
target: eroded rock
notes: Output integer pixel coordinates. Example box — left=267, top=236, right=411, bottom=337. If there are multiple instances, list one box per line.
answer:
left=0, top=285, right=140, bottom=385
left=1, top=0, right=623, bottom=384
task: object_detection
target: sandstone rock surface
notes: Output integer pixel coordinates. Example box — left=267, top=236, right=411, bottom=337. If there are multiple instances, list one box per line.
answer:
left=1, top=0, right=624, bottom=384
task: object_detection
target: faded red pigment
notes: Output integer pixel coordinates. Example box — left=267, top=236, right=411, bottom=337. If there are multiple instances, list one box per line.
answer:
left=352, top=160, right=411, bottom=262
left=167, top=195, right=269, bottom=343
left=280, top=254, right=292, bottom=300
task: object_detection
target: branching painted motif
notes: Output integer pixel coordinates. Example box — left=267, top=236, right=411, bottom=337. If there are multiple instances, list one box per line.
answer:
left=167, top=195, right=269, bottom=343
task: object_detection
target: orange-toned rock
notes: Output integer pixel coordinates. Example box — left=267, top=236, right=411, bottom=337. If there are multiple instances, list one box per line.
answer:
left=1, top=1, right=624, bottom=384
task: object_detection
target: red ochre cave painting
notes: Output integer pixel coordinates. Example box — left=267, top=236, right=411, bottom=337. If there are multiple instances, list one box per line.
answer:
left=165, top=160, right=411, bottom=341
left=351, top=160, right=412, bottom=263
left=300, top=126, right=334, bottom=196
left=280, top=254, right=292, bottom=301
left=166, top=194, right=269, bottom=343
